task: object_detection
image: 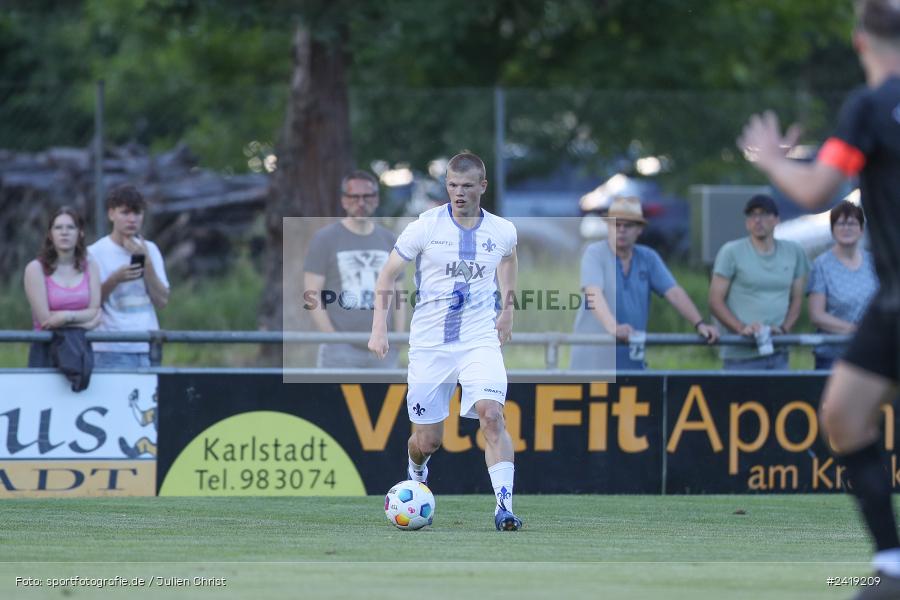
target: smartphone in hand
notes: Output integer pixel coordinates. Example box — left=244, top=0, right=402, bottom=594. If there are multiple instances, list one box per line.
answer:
left=130, top=254, right=146, bottom=273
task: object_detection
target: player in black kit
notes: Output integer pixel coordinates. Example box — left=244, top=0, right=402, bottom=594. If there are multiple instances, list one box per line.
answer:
left=739, top=1, right=900, bottom=597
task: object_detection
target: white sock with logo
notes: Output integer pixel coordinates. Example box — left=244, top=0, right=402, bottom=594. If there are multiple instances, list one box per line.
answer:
left=488, top=461, right=514, bottom=514
left=874, top=548, right=900, bottom=577
left=408, top=453, right=430, bottom=482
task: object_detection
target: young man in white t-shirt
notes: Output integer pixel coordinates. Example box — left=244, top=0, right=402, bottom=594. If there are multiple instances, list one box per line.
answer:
left=88, top=185, right=170, bottom=368
left=369, top=152, right=523, bottom=530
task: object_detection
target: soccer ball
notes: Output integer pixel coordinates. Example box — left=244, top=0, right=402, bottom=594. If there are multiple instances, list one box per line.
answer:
left=384, top=480, right=435, bottom=530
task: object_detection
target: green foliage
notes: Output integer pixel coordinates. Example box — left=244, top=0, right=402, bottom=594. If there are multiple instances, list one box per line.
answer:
left=75, top=0, right=293, bottom=169
left=0, top=4, right=94, bottom=148
left=159, top=256, right=262, bottom=331
left=156, top=255, right=265, bottom=366
left=0, top=275, right=32, bottom=368
left=347, top=0, right=858, bottom=195
left=0, top=276, right=33, bottom=330
left=1, top=0, right=859, bottom=183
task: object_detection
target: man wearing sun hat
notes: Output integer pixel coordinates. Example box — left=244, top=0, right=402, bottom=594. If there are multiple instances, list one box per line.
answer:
left=571, top=196, right=718, bottom=370
left=708, top=193, right=810, bottom=370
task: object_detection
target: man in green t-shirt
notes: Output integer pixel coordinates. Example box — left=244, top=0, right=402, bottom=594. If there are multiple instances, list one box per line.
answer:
left=708, top=194, right=809, bottom=369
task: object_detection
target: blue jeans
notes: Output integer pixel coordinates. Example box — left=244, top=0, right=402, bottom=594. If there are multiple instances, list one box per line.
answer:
left=723, top=351, right=789, bottom=371
left=94, top=352, right=151, bottom=369
left=27, top=342, right=53, bottom=368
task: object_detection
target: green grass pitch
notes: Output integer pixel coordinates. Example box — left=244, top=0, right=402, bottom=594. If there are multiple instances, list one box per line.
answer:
left=0, top=494, right=880, bottom=599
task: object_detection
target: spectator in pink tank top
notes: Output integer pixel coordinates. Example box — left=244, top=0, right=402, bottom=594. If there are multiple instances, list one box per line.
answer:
left=23, top=207, right=101, bottom=367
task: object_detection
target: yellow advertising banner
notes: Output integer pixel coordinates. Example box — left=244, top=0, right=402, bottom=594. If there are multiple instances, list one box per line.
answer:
left=0, top=460, right=155, bottom=498
left=159, top=411, right=366, bottom=496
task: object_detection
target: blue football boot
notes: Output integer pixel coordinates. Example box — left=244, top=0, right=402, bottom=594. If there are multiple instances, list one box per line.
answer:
left=494, top=501, right=523, bottom=531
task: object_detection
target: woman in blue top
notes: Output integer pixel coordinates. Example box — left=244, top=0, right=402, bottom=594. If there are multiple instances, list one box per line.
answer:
left=807, top=200, right=879, bottom=370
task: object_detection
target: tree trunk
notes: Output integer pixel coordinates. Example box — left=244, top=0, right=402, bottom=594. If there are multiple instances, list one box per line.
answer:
left=258, top=25, right=353, bottom=363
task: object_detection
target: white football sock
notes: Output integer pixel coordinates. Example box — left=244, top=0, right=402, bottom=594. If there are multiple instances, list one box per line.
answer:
left=408, top=453, right=430, bottom=482
left=874, top=548, right=900, bottom=577
left=488, top=461, right=514, bottom=514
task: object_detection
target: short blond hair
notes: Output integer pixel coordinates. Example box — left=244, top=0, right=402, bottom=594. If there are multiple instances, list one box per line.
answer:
left=447, top=151, right=486, bottom=181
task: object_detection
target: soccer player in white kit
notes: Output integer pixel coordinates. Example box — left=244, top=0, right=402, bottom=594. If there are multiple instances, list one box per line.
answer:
left=368, top=152, right=523, bottom=531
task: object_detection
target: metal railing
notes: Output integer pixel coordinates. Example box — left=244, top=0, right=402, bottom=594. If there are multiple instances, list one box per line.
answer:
left=0, top=330, right=852, bottom=369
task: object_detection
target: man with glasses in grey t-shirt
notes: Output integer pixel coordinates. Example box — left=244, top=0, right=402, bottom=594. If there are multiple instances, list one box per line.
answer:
left=304, top=170, right=405, bottom=368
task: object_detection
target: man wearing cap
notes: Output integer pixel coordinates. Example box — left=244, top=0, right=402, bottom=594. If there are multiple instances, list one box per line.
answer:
left=709, top=194, right=810, bottom=370
left=571, top=196, right=718, bottom=370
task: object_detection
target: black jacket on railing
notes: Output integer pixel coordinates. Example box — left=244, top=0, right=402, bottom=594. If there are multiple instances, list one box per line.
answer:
left=49, top=328, right=94, bottom=392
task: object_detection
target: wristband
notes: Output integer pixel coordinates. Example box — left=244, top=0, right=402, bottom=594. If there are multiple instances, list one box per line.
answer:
left=693, top=319, right=705, bottom=330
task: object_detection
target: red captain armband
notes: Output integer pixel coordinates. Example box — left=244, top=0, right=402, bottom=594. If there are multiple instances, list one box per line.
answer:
left=818, top=137, right=865, bottom=177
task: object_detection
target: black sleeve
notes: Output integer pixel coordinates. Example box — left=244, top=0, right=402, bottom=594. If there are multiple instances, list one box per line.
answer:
left=818, top=88, right=873, bottom=176
left=832, top=87, right=875, bottom=156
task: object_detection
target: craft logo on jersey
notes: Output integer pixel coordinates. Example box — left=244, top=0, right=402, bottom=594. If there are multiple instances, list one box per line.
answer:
left=481, top=238, right=496, bottom=253
left=445, top=261, right=486, bottom=283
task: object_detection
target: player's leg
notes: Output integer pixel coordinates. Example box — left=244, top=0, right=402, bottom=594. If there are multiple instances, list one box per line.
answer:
left=459, top=345, right=521, bottom=530
left=405, top=346, right=456, bottom=484
left=474, top=399, right=514, bottom=493
left=474, top=399, right=521, bottom=530
left=821, top=363, right=899, bottom=576
left=820, top=302, right=900, bottom=593
left=407, top=422, right=443, bottom=483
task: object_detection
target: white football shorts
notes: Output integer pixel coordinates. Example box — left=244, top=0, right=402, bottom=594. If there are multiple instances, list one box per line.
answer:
left=406, top=343, right=507, bottom=424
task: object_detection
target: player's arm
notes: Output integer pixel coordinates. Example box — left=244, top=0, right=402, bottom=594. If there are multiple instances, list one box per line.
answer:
left=708, top=275, right=752, bottom=335
left=778, top=276, right=806, bottom=334
left=757, top=159, right=845, bottom=211
left=391, top=275, right=406, bottom=333
left=303, top=271, right=336, bottom=333
left=368, top=250, right=407, bottom=358
left=495, top=247, right=518, bottom=344
left=738, top=111, right=846, bottom=210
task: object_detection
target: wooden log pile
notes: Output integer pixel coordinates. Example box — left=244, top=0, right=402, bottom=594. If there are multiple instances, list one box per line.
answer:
left=0, top=143, right=269, bottom=281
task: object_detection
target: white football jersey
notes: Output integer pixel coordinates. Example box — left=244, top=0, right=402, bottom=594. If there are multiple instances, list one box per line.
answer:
left=394, top=204, right=517, bottom=348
